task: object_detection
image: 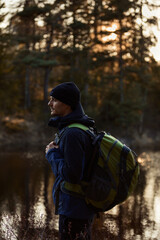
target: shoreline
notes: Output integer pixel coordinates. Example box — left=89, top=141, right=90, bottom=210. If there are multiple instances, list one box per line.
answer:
left=0, top=118, right=160, bottom=152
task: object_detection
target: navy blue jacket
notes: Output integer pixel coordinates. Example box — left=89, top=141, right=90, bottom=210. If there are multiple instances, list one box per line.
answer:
left=46, top=103, right=95, bottom=219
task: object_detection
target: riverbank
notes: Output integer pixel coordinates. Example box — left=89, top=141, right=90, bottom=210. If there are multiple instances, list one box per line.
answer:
left=0, top=117, right=52, bottom=151
left=0, top=117, right=160, bottom=152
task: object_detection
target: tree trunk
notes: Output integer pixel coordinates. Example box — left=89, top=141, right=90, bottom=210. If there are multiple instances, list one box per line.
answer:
left=25, top=67, right=31, bottom=110
left=43, top=67, right=51, bottom=117
left=44, top=67, right=50, bottom=102
left=119, top=17, right=124, bottom=103
left=138, top=0, right=147, bottom=135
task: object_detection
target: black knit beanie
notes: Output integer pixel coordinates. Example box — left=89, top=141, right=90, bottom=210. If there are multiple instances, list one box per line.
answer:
left=50, top=82, right=80, bottom=110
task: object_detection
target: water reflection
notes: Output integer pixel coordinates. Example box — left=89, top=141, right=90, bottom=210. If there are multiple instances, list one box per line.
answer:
left=0, top=151, right=160, bottom=239
left=0, top=152, right=59, bottom=240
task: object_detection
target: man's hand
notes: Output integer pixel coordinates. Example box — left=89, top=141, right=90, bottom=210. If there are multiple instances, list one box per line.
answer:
left=45, top=141, right=59, bottom=153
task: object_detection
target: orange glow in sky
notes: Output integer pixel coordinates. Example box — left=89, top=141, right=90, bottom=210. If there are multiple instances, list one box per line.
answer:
left=102, top=24, right=118, bottom=42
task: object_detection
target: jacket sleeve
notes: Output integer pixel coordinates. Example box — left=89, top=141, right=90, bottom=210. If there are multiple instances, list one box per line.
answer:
left=60, top=128, right=86, bottom=183
left=45, top=148, right=64, bottom=177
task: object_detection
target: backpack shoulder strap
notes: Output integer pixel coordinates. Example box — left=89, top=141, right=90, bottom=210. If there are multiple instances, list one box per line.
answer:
left=68, top=123, right=89, bottom=131
left=68, top=123, right=97, bottom=140
left=54, top=123, right=93, bottom=145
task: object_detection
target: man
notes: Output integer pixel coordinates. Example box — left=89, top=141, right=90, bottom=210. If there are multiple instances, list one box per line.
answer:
left=45, top=82, right=95, bottom=240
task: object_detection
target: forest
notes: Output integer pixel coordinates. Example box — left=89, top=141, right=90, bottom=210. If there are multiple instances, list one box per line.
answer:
left=0, top=0, right=160, bottom=141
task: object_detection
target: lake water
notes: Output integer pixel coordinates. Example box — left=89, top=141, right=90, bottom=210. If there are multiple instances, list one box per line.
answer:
left=0, top=150, right=160, bottom=240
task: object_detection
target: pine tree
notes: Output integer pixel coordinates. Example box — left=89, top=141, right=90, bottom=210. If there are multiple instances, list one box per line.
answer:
left=0, top=1, right=16, bottom=114
left=9, top=0, right=45, bottom=110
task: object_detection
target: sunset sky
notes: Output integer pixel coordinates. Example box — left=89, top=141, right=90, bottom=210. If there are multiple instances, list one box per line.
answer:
left=1, top=0, right=160, bottom=62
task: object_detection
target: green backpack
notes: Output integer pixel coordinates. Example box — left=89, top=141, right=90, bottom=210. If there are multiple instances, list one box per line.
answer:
left=60, top=123, right=140, bottom=212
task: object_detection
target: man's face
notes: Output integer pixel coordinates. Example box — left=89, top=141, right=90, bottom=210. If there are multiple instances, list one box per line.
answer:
left=48, top=97, right=72, bottom=117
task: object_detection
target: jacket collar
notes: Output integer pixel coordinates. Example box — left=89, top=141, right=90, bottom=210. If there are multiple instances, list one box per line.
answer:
left=48, top=102, right=95, bottom=130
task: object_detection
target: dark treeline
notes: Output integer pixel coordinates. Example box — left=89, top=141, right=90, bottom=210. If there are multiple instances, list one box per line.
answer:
left=0, top=0, right=160, bottom=136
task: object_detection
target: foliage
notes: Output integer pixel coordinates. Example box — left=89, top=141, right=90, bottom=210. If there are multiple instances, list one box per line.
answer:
left=0, top=0, right=160, bottom=134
